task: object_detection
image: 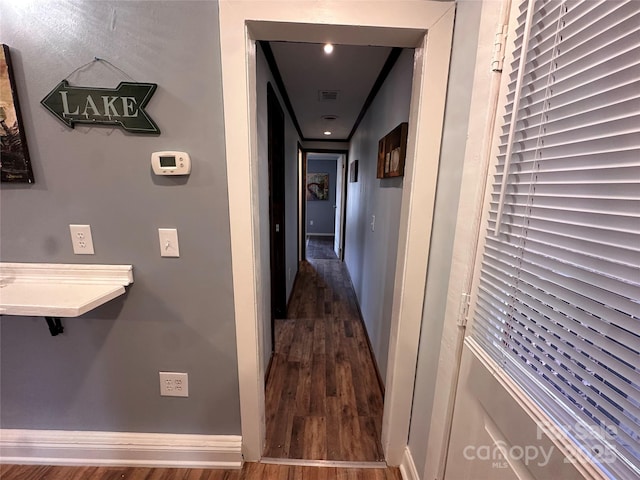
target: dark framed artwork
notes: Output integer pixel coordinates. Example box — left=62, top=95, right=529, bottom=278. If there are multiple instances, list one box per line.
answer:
left=1, top=44, right=34, bottom=183
left=349, top=160, right=359, bottom=183
left=306, top=172, right=329, bottom=200
left=377, top=122, right=408, bottom=179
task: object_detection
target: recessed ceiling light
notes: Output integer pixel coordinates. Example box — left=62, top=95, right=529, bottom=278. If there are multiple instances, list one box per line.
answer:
left=324, top=131, right=332, bottom=136
left=323, top=43, right=334, bottom=54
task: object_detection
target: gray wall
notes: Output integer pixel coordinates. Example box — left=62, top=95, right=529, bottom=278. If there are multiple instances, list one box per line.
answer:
left=0, top=1, right=240, bottom=434
left=407, top=0, right=483, bottom=475
left=306, top=158, right=337, bottom=235
left=256, top=43, right=301, bottom=367
left=344, top=49, right=413, bottom=384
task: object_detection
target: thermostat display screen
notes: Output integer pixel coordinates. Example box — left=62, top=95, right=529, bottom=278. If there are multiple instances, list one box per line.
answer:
left=152, top=151, right=191, bottom=176
left=160, top=156, right=176, bottom=168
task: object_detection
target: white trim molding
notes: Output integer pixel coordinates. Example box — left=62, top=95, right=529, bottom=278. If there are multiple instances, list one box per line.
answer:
left=400, top=446, right=420, bottom=480
left=0, top=263, right=133, bottom=285
left=218, top=0, right=455, bottom=462
left=0, top=429, right=243, bottom=469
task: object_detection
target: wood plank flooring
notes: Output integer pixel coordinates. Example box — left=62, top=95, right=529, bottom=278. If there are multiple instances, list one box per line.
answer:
left=0, top=463, right=402, bottom=480
left=304, top=236, right=337, bottom=260
left=264, top=238, right=385, bottom=462
left=0, top=465, right=237, bottom=480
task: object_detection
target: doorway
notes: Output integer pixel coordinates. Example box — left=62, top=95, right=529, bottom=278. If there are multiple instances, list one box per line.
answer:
left=218, top=1, right=456, bottom=463
left=304, top=151, right=348, bottom=262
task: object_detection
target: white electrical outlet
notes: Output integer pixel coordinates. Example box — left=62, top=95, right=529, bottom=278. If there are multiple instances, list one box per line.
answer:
left=310, top=220, right=314, bottom=225
left=69, top=225, right=95, bottom=254
left=159, top=372, right=189, bottom=397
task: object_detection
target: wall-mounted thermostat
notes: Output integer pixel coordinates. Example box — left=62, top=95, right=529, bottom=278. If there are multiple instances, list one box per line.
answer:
left=151, top=151, right=191, bottom=175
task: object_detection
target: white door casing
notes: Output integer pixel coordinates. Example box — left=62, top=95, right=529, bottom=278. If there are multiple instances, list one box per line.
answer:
left=218, top=0, right=455, bottom=463
left=334, top=154, right=345, bottom=258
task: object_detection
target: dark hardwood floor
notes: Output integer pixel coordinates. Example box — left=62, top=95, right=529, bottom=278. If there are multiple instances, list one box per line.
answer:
left=0, top=463, right=403, bottom=480
left=264, top=237, right=385, bottom=462
left=305, top=236, right=337, bottom=260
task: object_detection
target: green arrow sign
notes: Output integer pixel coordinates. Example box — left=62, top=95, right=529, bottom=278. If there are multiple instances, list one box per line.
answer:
left=41, top=80, right=160, bottom=134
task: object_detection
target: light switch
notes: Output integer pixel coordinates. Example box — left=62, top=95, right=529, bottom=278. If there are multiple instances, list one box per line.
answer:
left=158, top=228, right=180, bottom=257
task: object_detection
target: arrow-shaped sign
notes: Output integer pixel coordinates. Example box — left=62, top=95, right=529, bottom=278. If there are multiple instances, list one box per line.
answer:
left=41, top=80, right=160, bottom=134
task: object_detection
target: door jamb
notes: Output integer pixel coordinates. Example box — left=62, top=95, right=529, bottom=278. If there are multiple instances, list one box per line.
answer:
left=218, top=0, right=456, bottom=464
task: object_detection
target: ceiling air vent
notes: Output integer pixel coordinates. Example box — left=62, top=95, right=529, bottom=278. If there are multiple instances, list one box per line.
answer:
left=318, top=90, right=339, bottom=101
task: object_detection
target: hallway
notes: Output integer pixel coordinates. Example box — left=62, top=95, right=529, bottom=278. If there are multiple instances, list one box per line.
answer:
left=264, top=237, right=386, bottom=462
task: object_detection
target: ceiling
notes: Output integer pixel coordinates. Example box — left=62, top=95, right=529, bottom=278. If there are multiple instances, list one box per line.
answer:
left=266, top=41, right=396, bottom=141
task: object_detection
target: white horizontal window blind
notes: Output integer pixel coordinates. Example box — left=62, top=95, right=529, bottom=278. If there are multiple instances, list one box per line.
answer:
left=472, top=0, right=640, bottom=478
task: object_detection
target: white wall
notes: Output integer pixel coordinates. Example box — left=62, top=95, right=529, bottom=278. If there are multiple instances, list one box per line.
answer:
left=344, top=49, right=414, bottom=383
left=255, top=43, right=301, bottom=367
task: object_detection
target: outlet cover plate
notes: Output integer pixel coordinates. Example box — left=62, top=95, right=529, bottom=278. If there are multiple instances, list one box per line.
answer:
left=159, top=372, right=189, bottom=397
left=69, top=224, right=95, bottom=254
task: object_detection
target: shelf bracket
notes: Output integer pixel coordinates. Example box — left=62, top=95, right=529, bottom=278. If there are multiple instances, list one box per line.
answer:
left=45, top=317, right=64, bottom=336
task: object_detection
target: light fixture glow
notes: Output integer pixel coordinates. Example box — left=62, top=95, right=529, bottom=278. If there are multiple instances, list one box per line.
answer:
left=324, top=131, right=332, bottom=136
left=323, top=43, right=334, bottom=54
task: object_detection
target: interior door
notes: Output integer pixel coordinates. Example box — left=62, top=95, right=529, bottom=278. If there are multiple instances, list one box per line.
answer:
left=267, top=83, right=287, bottom=325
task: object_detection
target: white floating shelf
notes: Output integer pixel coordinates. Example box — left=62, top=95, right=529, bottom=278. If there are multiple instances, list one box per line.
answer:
left=0, top=263, right=133, bottom=318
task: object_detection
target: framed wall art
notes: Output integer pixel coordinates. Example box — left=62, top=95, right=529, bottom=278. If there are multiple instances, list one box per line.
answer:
left=1, top=44, right=34, bottom=183
left=306, top=172, right=329, bottom=200
left=377, top=122, right=408, bottom=179
left=349, top=159, right=359, bottom=183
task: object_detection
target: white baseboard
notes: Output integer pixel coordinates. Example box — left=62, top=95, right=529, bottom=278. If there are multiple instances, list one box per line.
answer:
left=400, top=446, right=420, bottom=480
left=0, top=429, right=243, bottom=468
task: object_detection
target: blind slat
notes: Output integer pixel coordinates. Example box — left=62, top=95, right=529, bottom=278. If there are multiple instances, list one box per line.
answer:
left=476, top=291, right=640, bottom=419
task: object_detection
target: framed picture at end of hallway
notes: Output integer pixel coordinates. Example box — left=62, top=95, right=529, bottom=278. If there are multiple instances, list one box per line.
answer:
left=1, top=44, right=34, bottom=183
left=306, top=172, right=329, bottom=200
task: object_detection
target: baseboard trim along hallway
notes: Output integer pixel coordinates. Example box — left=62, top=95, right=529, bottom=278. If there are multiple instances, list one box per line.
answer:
left=261, top=457, right=388, bottom=468
left=0, top=429, right=243, bottom=468
left=399, top=446, right=420, bottom=480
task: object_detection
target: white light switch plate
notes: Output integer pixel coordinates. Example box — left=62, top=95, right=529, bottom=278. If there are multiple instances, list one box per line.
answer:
left=158, top=228, right=179, bottom=257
